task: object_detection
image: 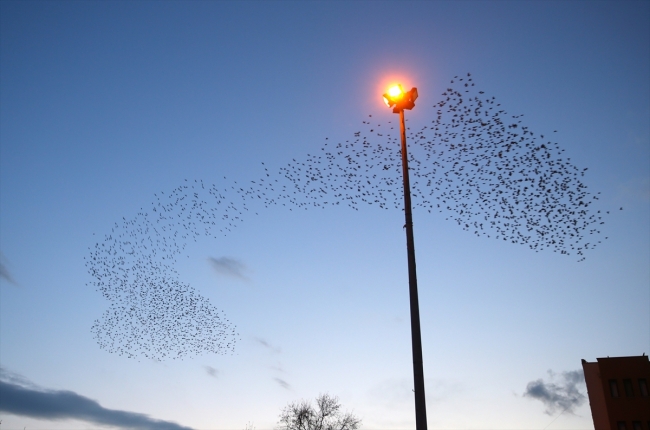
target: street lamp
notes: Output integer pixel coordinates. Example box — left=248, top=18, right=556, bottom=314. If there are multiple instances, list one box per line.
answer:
left=383, top=84, right=427, bottom=429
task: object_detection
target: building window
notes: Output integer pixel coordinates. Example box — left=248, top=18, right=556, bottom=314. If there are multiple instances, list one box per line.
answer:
left=610, top=379, right=620, bottom=397
left=624, top=379, right=634, bottom=397
left=632, top=422, right=642, bottom=430
left=617, top=422, right=627, bottom=430
left=639, top=378, right=649, bottom=397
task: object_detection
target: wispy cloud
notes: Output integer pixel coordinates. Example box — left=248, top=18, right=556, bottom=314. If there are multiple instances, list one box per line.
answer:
left=0, top=367, right=37, bottom=390
left=204, top=365, right=218, bottom=378
left=524, top=369, right=586, bottom=415
left=274, top=378, right=291, bottom=390
left=208, top=256, right=249, bottom=281
left=254, top=337, right=281, bottom=353
left=0, top=368, right=193, bottom=430
left=618, top=176, right=650, bottom=203
left=0, top=253, right=18, bottom=286
left=269, top=362, right=285, bottom=373
left=368, top=378, right=412, bottom=408
left=368, top=377, right=461, bottom=409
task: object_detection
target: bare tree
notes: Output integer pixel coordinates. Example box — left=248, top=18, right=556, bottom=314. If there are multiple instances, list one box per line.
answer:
left=277, top=394, right=361, bottom=430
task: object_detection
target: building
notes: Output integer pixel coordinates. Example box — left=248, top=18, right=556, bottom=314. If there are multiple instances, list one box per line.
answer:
left=582, top=355, right=650, bottom=430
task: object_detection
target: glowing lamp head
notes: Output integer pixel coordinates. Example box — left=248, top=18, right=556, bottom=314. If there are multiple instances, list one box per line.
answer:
left=382, top=84, right=418, bottom=112
left=388, top=85, right=404, bottom=98
left=383, top=84, right=405, bottom=107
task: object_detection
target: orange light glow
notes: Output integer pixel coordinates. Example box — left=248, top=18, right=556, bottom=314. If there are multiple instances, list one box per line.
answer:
left=376, top=73, right=415, bottom=109
left=387, top=85, right=404, bottom=98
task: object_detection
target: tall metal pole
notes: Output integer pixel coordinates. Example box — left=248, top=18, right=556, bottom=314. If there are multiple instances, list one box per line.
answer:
left=398, top=109, right=428, bottom=429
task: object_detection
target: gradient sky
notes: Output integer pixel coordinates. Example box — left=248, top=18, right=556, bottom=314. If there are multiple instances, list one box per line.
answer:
left=1, top=1, right=648, bottom=429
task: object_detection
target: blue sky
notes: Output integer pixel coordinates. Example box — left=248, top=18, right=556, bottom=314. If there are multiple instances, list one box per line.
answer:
left=0, top=1, right=648, bottom=429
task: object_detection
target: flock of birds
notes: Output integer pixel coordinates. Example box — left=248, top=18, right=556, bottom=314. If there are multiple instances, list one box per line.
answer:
left=86, top=74, right=612, bottom=360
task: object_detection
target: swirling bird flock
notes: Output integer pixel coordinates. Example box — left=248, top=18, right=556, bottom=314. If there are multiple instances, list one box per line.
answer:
left=86, top=74, right=611, bottom=360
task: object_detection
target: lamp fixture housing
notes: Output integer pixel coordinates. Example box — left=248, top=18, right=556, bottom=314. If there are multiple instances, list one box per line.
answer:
left=383, top=85, right=418, bottom=113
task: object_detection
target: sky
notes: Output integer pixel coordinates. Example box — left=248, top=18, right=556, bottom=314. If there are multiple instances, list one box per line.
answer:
left=0, top=1, right=648, bottom=429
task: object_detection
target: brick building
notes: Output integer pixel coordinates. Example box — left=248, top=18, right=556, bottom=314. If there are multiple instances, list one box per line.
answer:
left=582, top=355, right=650, bottom=430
